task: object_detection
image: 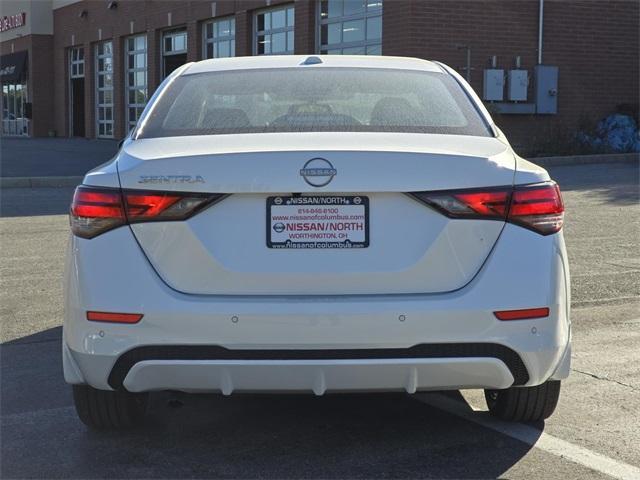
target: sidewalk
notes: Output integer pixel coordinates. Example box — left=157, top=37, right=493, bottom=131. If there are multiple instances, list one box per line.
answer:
left=0, top=137, right=118, bottom=178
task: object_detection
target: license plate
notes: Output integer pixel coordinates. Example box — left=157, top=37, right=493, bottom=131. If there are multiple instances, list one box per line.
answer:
left=267, top=195, right=369, bottom=249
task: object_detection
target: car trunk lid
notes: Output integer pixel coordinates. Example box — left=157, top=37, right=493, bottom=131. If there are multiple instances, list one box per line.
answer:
left=117, top=132, right=514, bottom=295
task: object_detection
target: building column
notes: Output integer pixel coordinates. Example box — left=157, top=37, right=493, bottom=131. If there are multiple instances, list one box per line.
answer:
left=380, top=0, right=415, bottom=57
left=147, top=29, right=160, bottom=97
left=294, top=0, right=315, bottom=55
left=187, top=20, right=200, bottom=62
left=58, top=45, right=70, bottom=138
left=112, top=37, right=125, bottom=140
left=235, top=10, right=252, bottom=57
left=31, top=36, right=55, bottom=137
left=84, top=41, right=95, bottom=139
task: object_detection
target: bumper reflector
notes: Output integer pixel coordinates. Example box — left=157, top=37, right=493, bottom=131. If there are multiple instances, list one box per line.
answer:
left=86, top=311, right=143, bottom=324
left=494, top=308, right=549, bottom=321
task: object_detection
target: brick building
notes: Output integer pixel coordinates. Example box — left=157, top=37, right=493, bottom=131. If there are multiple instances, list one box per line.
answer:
left=1, top=0, right=638, bottom=153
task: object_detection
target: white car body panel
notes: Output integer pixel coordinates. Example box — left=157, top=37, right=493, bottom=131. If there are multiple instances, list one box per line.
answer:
left=64, top=55, right=571, bottom=395
left=130, top=205, right=503, bottom=295
left=117, top=134, right=521, bottom=295
left=64, top=223, right=570, bottom=392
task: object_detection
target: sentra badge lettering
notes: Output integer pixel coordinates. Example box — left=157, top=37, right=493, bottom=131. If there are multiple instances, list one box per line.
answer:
left=138, top=175, right=205, bottom=184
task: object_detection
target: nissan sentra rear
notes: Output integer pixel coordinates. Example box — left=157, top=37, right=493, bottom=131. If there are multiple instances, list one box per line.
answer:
left=63, top=55, right=570, bottom=429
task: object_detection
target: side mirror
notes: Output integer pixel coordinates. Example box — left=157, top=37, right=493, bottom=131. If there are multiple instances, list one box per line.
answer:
left=117, top=138, right=125, bottom=149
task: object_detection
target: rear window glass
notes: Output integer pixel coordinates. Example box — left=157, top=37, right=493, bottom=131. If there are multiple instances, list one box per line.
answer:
left=137, top=67, right=491, bottom=138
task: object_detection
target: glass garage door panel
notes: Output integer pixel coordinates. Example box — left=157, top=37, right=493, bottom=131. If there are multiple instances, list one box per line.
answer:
left=319, top=0, right=382, bottom=55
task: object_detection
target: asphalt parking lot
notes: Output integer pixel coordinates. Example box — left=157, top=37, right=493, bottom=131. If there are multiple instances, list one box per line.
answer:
left=1, top=162, right=638, bottom=479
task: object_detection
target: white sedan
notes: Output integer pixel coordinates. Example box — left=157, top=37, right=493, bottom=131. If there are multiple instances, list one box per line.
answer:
left=64, top=55, right=570, bottom=429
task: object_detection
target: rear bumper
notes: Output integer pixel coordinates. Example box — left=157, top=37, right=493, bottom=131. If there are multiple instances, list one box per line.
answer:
left=123, top=358, right=515, bottom=394
left=63, top=223, right=571, bottom=393
left=64, top=341, right=562, bottom=394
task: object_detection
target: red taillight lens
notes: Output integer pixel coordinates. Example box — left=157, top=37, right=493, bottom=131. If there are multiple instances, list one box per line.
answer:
left=410, top=182, right=564, bottom=235
left=70, top=186, right=125, bottom=239
left=411, top=188, right=510, bottom=221
left=124, top=191, right=220, bottom=223
left=87, top=311, right=143, bottom=323
left=508, top=183, right=564, bottom=235
left=452, top=191, right=510, bottom=218
left=70, top=185, right=223, bottom=239
left=125, top=193, right=181, bottom=218
left=494, top=307, right=550, bottom=320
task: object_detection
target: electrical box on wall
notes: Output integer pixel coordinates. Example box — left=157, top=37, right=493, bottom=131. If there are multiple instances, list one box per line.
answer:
left=508, top=70, right=528, bottom=101
left=535, top=65, right=559, bottom=114
left=483, top=69, right=504, bottom=101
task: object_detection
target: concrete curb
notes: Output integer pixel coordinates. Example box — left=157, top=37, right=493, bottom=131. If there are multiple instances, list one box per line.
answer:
left=530, top=152, right=639, bottom=167
left=0, top=176, right=83, bottom=189
left=0, top=153, right=637, bottom=189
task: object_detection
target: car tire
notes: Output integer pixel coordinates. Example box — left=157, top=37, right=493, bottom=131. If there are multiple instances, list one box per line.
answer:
left=484, top=380, right=561, bottom=422
left=72, top=385, right=148, bottom=430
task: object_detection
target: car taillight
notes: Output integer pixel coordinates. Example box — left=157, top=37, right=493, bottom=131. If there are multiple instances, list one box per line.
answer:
left=410, top=182, right=564, bottom=235
left=507, top=183, right=564, bottom=235
left=413, top=189, right=510, bottom=220
left=70, top=187, right=126, bottom=239
left=70, top=185, right=223, bottom=239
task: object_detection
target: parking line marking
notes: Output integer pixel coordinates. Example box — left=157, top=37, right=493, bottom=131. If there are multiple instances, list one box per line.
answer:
left=421, top=394, right=640, bottom=480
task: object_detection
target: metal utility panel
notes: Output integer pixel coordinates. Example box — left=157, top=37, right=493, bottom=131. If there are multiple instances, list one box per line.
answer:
left=483, top=69, right=504, bottom=101
left=508, top=70, right=529, bottom=101
left=535, top=65, right=559, bottom=114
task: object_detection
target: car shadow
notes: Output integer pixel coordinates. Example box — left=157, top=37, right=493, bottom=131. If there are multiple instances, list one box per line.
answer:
left=1, top=326, right=543, bottom=479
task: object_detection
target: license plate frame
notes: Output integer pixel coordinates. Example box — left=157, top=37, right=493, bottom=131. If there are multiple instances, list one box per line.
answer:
left=266, top=195, right=369, bottom=249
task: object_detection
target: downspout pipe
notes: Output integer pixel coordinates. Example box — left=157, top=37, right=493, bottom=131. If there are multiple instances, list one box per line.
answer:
left=538, top=0, right=544, bottom=64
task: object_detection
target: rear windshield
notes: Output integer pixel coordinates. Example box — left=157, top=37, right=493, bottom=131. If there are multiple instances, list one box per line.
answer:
left=137, top=67, right=491, bottom=138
